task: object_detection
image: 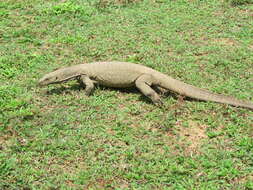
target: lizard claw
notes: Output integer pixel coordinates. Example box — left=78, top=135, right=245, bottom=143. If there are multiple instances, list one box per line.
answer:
left=153, top=99, right=164, bottom=107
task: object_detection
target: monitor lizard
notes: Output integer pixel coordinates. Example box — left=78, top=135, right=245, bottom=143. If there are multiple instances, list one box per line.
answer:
left=38, top=61, right=253, bottom=110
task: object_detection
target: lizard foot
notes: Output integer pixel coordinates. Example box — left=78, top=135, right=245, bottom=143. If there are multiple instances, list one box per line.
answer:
left=153, top=98, right=164, bottom=107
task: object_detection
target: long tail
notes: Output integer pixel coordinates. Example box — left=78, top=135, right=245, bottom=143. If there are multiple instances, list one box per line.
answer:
left=156, top=73, right=253, bottom=110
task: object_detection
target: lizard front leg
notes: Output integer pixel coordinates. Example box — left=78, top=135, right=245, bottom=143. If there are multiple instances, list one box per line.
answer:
left=78, top=75, right=95, bottom=96
left=135, top=74, right=163, bottom=106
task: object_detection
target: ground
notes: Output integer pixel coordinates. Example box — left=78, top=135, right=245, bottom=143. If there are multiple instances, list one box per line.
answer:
left=0, top=0, right=253, bottom=189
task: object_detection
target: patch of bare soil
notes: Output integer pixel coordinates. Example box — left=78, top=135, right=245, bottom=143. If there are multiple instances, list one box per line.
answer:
left=212, top=38, right=238, bottom=46
left=0, top=135, right=9, bottom=150
left=96, top=0, right=142, bottom=8
left=171, top=120, right=208, bottom=155
left=232, top=174, right=253, bottom=186
left=85, top=178, right=114, bottom=190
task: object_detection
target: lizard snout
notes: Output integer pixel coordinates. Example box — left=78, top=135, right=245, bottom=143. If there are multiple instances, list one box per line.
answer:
left=38, top=78, right=46, bottom=86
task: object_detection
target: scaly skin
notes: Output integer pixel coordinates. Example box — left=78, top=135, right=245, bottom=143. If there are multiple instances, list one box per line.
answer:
left=38, top=61, right=253, bottom=110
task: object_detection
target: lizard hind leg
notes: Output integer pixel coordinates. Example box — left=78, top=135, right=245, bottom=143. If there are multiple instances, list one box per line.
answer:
left=135, top=74, right=163, bottom=106
left=78, top=75, right=95, bottom=96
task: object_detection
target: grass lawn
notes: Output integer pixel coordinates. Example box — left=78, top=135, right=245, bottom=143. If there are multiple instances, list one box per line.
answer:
left=0, top=0, right=253, bottom=189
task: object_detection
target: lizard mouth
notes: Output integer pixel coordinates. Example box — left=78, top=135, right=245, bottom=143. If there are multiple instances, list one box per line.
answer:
left=38, top=74, right=80, bottom=87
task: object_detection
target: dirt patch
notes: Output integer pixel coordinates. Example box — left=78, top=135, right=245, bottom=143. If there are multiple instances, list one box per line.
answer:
left=213, top=9, right=224, bottom=17
left=84, top=178, right=129, bottom=189
left=232, top=174, right=253, bottom=185
left=95, top=0, right=142, bottom=8
left=212, top=38, right=238, bottom=46
left=239, top=8, right=253, bottom=16
left=0, top=135, right=10, bottom=150
left=85, top=178, right=114, bottom=189
left=171, top=120, right=208, bottom=155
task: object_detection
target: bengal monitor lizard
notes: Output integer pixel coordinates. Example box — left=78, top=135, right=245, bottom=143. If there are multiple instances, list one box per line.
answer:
left=38, top=61, right=253, bottom=110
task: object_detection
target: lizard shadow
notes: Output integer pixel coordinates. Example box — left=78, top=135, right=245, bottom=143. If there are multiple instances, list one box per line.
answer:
left=45, top=83, right=154, bottom=104
left=45, top=83, right=142, bottom=96
left=103, top=86, right=153, bottom=104
left=46, top=84, right=82, bottom=95
left=100, top=87, right=202, bottom=104
left=45, top=83, right=195, bottom=105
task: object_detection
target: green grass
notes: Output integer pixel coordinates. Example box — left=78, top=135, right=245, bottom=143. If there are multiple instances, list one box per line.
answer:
left=1, top=0, right=253, bottom=189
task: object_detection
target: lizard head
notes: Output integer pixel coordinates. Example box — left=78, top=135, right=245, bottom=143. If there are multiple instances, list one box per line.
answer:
left=38, top=72, right=61, bottom=86
left=38, top=67, right=79, bottom=86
